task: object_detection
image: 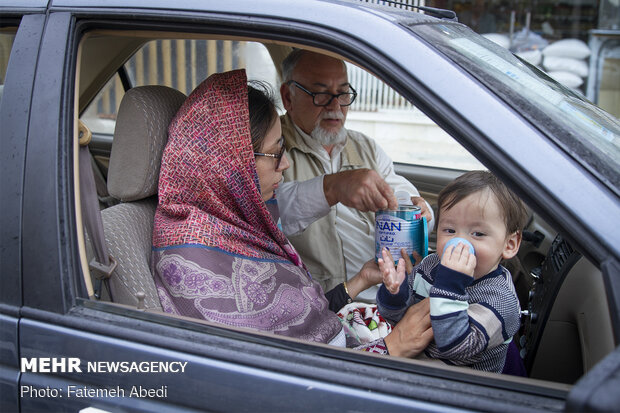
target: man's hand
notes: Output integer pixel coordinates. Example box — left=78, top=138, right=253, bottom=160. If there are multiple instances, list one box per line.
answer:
left=323, top=169, right=397, bottom=211
left=384, top=298, right=433, bottom=358
left=411, top=196, right=433, bottom=223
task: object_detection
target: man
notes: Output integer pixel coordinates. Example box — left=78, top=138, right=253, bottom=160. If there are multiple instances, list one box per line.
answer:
left=277, top=49, right=433, bottom=300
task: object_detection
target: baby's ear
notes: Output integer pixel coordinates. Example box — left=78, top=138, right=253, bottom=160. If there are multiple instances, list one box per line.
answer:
left=502, top=230, right=522, bottom=260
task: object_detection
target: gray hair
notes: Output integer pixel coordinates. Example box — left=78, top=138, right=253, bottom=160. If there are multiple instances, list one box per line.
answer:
left=281, top=49, right=307, bottom=82
left=436, top=170, right=528, bottom=235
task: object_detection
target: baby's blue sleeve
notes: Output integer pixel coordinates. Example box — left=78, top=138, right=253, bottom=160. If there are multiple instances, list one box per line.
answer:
left=376, top=273, right=413, bottom=324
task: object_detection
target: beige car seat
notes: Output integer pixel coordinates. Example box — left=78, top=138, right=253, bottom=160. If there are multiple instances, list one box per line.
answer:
left=101, top=85, right=186, bottom=310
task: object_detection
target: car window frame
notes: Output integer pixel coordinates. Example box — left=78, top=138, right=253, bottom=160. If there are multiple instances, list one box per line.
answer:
left=67, top=3, right=617, bottom=351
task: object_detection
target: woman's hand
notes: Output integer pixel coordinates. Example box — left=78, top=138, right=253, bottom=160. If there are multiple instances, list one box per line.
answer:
left=345, top=248, right=421, bottom=299
left=383, top=298, right=433, bottom=358
left=345, top=259, right=381, bottom=299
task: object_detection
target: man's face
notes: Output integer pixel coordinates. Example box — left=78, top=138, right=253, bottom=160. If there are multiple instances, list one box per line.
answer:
left=281, top=52, right=351, bottom=143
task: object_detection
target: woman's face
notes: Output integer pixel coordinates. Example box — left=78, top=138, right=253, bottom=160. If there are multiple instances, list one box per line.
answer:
left=255, top=118, right=289, bottom=201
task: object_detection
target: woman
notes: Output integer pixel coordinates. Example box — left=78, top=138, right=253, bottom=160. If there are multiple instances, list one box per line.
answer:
left=152, top=70, right=431, bottom=354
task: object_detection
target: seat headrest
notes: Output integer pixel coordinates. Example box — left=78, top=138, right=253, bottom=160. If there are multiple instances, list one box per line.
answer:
left=107, top=85, right=187, bottom=202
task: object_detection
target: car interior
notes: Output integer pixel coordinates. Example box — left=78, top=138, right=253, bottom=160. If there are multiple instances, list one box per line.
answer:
left=72, top=28, right=614, bottom=387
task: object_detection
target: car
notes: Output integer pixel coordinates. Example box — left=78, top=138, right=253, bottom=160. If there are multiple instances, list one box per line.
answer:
left=1, top=0, right=619, bottom=412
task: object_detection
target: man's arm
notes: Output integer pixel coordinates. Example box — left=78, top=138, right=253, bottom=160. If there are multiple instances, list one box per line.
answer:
left=278, top=176, right=331, bottom=236
left=278, top=169, right=399, bottom=235
left=278, top=141, right=434, bottom=234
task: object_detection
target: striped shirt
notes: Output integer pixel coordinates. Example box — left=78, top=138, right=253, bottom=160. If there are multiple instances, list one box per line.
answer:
left=377, top=254, right=521, bottom=372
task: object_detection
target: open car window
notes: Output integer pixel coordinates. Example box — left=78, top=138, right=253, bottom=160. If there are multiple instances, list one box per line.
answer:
left=81, top=40, right=279, bottom=136
left=70, top=15, right=617, bottom=410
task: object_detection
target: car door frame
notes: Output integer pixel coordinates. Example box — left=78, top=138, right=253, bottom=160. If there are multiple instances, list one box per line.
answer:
left=0, top=9, right=47, bottom=412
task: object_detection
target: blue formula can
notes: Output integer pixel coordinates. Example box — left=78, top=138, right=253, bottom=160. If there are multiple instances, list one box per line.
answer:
left=375, top=206, right=428, bottom=263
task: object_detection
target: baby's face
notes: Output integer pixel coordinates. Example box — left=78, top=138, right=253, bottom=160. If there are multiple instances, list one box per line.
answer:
left=436, top=190, right=514, bottom=279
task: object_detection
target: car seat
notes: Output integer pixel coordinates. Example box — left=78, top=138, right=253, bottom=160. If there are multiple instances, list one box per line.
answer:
left=98, top=85, right=186, bottom=310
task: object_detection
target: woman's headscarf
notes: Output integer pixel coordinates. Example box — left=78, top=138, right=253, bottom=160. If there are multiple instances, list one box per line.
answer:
left=151, top=70, right=342, bottom=343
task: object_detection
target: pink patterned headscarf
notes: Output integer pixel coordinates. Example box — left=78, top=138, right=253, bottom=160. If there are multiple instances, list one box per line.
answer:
left=154, top=69, right=298, bottom=263
left=151, top=70, right=341, bottom=343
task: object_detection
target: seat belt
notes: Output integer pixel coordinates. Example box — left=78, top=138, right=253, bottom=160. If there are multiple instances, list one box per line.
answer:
left=78, top=120, right=116, bottom=299
left=90, top=154, right=117, bottom=208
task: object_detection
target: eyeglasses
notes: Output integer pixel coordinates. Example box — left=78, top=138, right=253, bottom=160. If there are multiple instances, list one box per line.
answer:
left=287, top=80, right=357, bottom=107
left=254, top=137, right=286, bottom=169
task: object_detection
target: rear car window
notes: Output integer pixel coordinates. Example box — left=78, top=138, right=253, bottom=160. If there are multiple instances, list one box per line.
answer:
left=0, top=30, right=17, bottom=104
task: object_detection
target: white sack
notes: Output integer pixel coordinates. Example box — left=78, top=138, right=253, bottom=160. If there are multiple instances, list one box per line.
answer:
left=543, top=56, right=589, bottom=78
left=542, top=38, right=591, bottom=59
left=482, top=33, right=510, bottom=49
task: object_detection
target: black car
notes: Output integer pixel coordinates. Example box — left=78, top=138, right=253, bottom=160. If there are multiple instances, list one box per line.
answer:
left=1, top=0, right=619, bottom=412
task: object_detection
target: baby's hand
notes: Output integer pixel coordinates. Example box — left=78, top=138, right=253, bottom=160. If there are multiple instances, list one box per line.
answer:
left=441, top=242, right=476, bottom=277
left=378, top=248, right=406, bottom=294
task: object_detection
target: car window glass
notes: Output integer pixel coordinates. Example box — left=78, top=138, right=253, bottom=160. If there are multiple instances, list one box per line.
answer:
left=346, top=63, right=483, bottom=170
left=410, top=22, right=620, bottom=189
left=0, top=30, right=17, bottom=105
left=79, top=36, right=480, bottom=171
left=80, top=40, right=278, bottom=136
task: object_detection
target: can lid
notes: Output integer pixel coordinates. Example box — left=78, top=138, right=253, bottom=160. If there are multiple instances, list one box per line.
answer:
left=395, top=190, right=412, bottom=206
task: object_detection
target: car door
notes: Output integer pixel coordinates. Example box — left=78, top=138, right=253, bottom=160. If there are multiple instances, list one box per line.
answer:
left=9, top=1, right=620, bottom=412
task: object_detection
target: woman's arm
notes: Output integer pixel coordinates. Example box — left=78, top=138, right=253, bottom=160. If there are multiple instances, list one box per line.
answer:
left=324, top=260, right=380, bottom=312
left=324, top=252, right=417, bottom=313
left=324, top=259, right=381, bottom=312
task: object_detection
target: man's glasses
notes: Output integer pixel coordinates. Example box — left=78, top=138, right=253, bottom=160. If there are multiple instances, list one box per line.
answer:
left=287, top=80, right=357, bottom=107
left=254, top=137, right=286, bottom=169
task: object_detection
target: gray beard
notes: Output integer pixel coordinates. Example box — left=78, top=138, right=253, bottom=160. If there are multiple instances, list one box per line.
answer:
left=310, top=124, right=347, bottom=146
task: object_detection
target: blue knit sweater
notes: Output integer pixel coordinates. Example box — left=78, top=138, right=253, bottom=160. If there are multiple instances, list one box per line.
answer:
left=377, top=253, right=521, bottom=372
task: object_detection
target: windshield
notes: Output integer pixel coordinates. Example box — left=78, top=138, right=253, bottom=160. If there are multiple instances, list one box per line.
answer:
left=408, top=22, right=620, bottom=193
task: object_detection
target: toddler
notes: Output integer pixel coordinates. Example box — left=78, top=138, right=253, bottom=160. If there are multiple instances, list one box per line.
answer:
left=377, top=170, right=528, bottom=372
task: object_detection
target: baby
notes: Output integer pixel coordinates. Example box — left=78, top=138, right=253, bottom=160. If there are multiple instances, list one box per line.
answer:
left=377, top=170, right=528, bottom=372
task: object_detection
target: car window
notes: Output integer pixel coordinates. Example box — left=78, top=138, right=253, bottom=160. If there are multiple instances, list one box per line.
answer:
left=346, top=63, right=483, bottom=170
left=0, top=30, right=17, bottom=104
left=81, top=40, right=278, bottom=136
left=409, top=22, right=620, bottom=190
left=80, top=37, right=481, bottom=171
